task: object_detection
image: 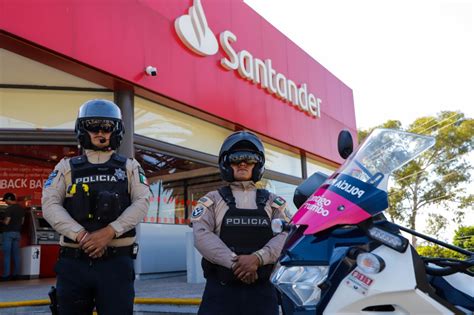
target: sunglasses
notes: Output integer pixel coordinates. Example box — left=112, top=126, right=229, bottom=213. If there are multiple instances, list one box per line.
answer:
left=228, top=151, right=261, bottom=165
left=83, top=119, right=116, bottom=133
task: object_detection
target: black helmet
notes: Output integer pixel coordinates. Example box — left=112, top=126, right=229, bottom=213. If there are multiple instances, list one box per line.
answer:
left=219, top=131, right=265, bottom=182
left=75, top=99, right=124, bottom=150
left=2, top=192, right=16, bottom=202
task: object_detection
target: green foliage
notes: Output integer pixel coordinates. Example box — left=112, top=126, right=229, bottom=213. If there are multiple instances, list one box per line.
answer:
left=416, top=245, right=467, bottom=259
left=358, top=111, right=474, bottom=245
left=416, top=226, right=473, bottom=260
left=358, top=120, right=402, bottom=144
left=425, top=214, right=448, bottom=239
left=453, top=225, right=474, bottom=251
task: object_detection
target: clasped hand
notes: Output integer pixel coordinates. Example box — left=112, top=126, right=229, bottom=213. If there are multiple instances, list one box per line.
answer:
left=76, top=226, right=116, bottom=258
left=232, top=254, right=260, bottom=284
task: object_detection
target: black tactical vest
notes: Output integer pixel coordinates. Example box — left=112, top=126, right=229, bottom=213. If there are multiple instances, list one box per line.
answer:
left=202, top=186, right=275, bottom=283
left=63, top=153, right=133, bottom=243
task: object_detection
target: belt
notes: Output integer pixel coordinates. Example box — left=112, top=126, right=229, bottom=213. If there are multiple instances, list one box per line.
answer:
left=59, top=244, right=137, bottom=260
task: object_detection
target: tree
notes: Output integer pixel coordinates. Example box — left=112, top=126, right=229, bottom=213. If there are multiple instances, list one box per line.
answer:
left=416, top=245, right=466, bottom=259
left=453, top=225, right=474, bottom=251
left=359, top=111, right=474, bottom=246
left=416, top=225, right=473, bottom=260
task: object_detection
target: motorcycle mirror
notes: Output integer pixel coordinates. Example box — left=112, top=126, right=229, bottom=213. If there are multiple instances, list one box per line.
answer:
left=338, top=130, right=354, bottom=159
left=293, top=171, right=328, bottom=209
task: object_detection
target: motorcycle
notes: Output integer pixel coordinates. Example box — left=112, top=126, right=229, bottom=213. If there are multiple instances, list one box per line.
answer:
left=271, top=128, right=474, bottom=315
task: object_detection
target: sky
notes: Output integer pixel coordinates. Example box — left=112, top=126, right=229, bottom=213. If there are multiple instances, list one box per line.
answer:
left=244, top=0, right=474, bottom=130
left=245, top=0, right=474, bottom=241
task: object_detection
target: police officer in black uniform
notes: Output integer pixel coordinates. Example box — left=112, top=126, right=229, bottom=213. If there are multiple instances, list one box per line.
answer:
left=191, top=131, right=289, bottom=315
left=42, top=99, right=150, bottom=315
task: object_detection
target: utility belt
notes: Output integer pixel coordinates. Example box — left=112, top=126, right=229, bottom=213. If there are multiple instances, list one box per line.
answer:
left=59, top=244, right=138, bottom=260
left=202, top=258, right=274, bottom=285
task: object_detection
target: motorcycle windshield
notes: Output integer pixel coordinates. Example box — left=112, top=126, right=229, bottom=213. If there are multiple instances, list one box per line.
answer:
left=293, top=128, right=435, bottom=235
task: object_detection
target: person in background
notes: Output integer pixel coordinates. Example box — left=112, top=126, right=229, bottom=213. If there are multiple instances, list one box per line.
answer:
left=42, top=99, right=150, bottom=314
left=1, top=192, right=25, bottom=281
left=191, top=131, right=289, bottom=315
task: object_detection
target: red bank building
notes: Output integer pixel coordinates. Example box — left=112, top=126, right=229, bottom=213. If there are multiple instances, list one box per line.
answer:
left=0, top=0, right=356, bottom=277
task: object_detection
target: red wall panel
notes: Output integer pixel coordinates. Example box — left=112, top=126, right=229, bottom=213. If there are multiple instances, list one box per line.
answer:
left=0, top=0, right=357, bottom=163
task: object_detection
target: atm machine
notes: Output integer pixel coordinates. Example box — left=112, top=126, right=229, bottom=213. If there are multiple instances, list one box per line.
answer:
left=30, top=207, right=60, bottom=277
left=30, top=207, right=60, bottom=245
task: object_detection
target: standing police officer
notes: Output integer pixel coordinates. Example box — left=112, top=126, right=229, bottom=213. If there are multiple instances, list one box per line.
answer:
left=42, top=99, right=150, bottom=315
left=192, top=131, right=288, bottom=315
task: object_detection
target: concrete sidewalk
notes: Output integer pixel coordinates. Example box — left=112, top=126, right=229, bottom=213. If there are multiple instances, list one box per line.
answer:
left=0, top=273, right=205, bottom=314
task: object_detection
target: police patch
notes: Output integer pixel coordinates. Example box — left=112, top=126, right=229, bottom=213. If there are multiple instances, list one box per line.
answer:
left=192, top=205, right=205, bottom=218
left=273, top=196, right=286, bottom=206
left=138, top=167, right=148, bottom=185
left=114, top=168, right=126, bottom=181
left=198, top=196, right=213, bottom=207
left=44, top=170, right=58, bottom=188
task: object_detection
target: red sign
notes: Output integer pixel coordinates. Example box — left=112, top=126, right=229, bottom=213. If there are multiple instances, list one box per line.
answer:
left=0, top=0, right=356, bottom=163
left=0, top=161, right=51, bottom=206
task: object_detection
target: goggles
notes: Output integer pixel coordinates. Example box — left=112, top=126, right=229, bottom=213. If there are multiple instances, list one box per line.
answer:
left=227, top=151, right=261, bottom=165
left=83, top=119, right=116, bottom=133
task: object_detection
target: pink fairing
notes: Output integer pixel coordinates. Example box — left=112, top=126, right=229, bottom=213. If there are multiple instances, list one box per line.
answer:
left=292, top=188, right=371, bottom=235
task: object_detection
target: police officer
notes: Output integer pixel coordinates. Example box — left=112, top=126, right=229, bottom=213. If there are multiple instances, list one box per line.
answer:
left=42, top=99, right=150, bottom=315
left=192, top=131, right=288, bottom=315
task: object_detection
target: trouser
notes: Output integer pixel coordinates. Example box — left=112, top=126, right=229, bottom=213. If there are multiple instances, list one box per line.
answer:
left=198, top=277, right=279, bottom=315
left=2, top=231, right=21, bottom=278
left=54, top=255, right=135, bottom=315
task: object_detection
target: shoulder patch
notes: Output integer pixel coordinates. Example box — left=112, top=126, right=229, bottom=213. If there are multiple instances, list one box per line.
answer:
left=44, top=170, right=59, bottom=188
left=197, top=196, right=214, bottom=208
left=191, top=204, right=206, bottom=219
left=138, top=166, right=148, bottom=185
left=271, top=196, right=286, bottom=208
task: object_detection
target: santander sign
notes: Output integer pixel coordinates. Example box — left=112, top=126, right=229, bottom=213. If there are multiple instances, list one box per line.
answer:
left=175, top=0, right=322, bottom=118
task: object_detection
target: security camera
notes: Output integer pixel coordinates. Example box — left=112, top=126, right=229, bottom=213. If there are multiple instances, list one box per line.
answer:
left=145, top=66, right=157, bottom=76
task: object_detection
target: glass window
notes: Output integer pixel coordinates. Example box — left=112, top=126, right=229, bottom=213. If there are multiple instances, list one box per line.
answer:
left=259, top=178, right=298, bottom=218
left=136, top=147, right=302, bottom=224
left=0, top=88, right=112, bottom=129
left=1, top=48, right=105, bottom=88
left=134, top=97, right=232, bottom=156
left=264, top=143, right=302, bottom=178
left=135, top=147, right=223, bottom=225
left=0, top=145, right=79, bottom=207
left=306, top=158, right=336, bottom=176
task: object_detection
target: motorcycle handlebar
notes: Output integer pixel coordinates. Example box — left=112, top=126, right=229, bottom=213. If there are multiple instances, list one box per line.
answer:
left=423, top=257, right=474, bottom=277
left=425, top=264, right=459, bottom=276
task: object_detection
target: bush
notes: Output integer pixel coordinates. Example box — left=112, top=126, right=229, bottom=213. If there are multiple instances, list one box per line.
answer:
left=416, top=245, right=467, bottom=259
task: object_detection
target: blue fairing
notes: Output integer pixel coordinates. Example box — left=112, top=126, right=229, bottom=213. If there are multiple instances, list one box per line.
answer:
left=280, top=226, right=371, bottom=265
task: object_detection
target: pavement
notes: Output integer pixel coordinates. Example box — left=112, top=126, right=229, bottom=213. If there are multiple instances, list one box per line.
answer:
left=0, top=272, right=205, bottom=314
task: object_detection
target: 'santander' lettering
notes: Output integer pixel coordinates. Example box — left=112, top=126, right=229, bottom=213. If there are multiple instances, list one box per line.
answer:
left=220, top=31, right=321, bottom=118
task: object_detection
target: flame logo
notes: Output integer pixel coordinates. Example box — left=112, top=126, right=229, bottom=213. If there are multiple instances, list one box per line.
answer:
left=175, top=0, right=219, bottom=56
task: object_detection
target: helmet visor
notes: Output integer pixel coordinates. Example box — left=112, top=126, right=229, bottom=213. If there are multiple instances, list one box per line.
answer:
left=83, top=119, right=116, bottom=133
left=228, top=151, right=261, bottom=165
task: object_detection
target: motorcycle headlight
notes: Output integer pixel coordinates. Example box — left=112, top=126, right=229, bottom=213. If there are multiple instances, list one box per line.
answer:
left=271, top=264, right=329, bottom=307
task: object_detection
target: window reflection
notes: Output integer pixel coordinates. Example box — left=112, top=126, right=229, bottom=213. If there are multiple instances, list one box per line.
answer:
left=135, top=148, right=301, bottom=224
left=0, top=145, right=78, bottom=206
left=135, top=148, right=223, bottom=225
left=259, top=178, right=298, bottom=218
